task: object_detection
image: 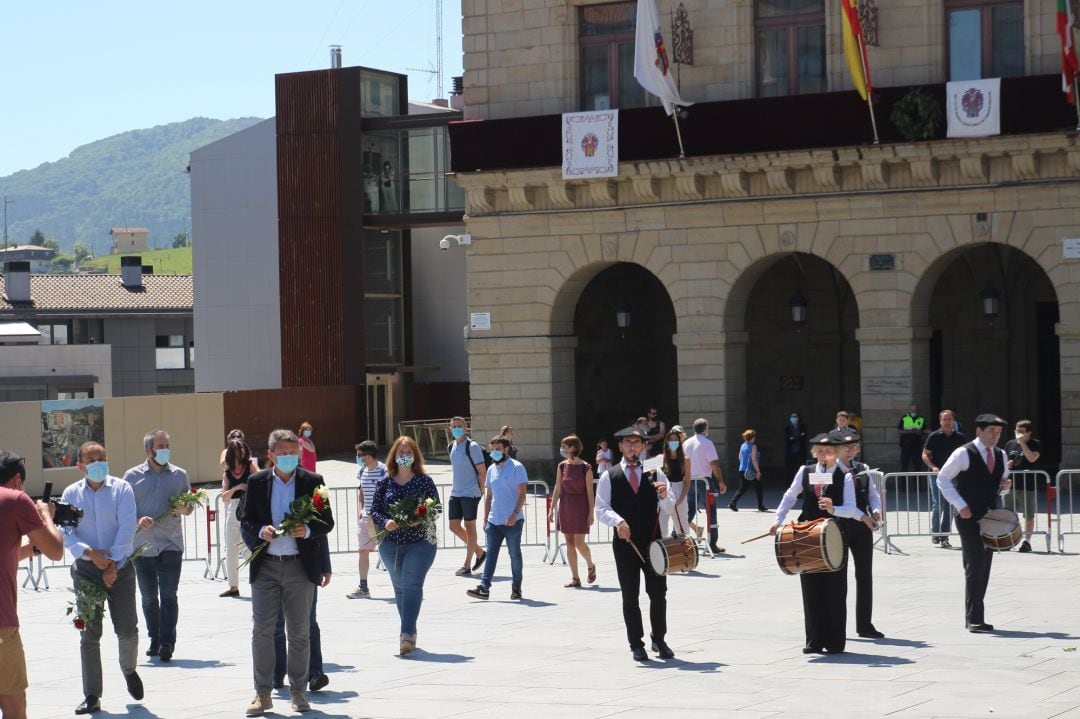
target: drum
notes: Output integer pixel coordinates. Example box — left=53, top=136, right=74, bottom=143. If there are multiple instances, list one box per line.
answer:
left=774, top=518, right=845, bottom=575
left=979, top=508, right=1022, bottom=551
left=648, top=535, right=699, bottom=575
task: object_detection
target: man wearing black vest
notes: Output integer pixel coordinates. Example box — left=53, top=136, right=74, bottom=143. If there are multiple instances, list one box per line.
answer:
left=832, top=431, right=884, bottom=640
left=935, top=414, right=1011, bottom=632
left=770, top=433, right=861, bottom=654
left=595, top=430, right=676, bottom=662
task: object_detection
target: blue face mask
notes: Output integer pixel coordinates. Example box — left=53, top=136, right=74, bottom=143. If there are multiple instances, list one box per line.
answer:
left=451, top=427, right=465, bottom=440
left=667, top=440, right=680, bottom=451
left=86, top=461, right=109, bottom=483
left=275, top=454, right=300, bottom=474
left=303, top=429, right=312, bottom=437
left=790, top=417, right=798, bottom=425
left=154, top=448, right=170, bottom=465
left=356, top=455, right=364, bottom=466
left=396, top=455, right=414, bottom=467
left=490, top=450, right=505, bottom=463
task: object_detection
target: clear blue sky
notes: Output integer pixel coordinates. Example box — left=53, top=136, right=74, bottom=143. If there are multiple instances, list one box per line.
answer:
left=0, top=0, right=464, bottom=177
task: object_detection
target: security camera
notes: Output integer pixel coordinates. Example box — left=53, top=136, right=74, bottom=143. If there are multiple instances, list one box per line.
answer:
left=439, top=237, right=450, bottom=252
left=439, top=233, right=472, bottom=252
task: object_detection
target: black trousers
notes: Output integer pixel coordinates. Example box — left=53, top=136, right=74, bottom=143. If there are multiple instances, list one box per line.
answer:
left=613, top=539, right=667, bottom=650
left=732, top=476, right=764, bottom=508
left=956, top=516, right=994, bottom=625
left=900, top=443, right=922, bottom=472
left=800, top=566, right=847, bottom=652
left=845, top=521, right=874, bottom=632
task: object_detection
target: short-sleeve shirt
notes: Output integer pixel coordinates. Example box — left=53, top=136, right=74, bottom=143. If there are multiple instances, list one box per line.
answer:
left=923, top=429, right=967, bottom=470
left=486, top=459, right=528, bottom=525
left=1, top=487, right=45, bottom=627
left=683, top=434, right=719, bottom=478
left=358, top=461, right=387, bottom=515
left=449, top=439, right=485, bottom=498
left=1005, top=437, right=1044, bottom=489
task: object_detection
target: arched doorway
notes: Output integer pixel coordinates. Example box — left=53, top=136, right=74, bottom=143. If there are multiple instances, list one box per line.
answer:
left=917, top=244, right=1061, bottom=464
left=736, top=253, right=860, bottom=465
left=573, top=262, right=677, bottom=451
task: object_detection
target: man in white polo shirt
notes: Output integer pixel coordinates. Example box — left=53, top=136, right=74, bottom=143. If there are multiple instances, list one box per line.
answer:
left=682, top=418, right=728, bottom=554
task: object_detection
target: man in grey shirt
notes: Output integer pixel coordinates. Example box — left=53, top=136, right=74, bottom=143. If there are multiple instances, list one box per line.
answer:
left=123, top=429, right=192, bottom=663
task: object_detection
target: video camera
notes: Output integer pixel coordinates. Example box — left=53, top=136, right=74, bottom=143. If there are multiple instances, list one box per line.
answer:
left=41, top=482, right=83, bottom=527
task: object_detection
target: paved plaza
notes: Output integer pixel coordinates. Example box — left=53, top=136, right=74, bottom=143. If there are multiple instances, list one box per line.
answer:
left=16, top=459, right=1080, bottom=719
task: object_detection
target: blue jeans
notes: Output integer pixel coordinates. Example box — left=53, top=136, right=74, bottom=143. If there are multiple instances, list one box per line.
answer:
left=480, top=521, right=523, bottom=590
left=687, top=477, right=719, bottom=544
left=928, top=475, right=952, bottom=537
left=274, top=585, right=321, bottom=683
left=378, top=540, right=437, bottom=636
left=133, top=550, right=182, bottom=649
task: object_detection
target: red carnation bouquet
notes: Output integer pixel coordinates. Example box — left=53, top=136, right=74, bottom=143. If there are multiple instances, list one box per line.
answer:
left=239, top=485, right=331, bottom=568
left=374, top=495, right=441, bottom=544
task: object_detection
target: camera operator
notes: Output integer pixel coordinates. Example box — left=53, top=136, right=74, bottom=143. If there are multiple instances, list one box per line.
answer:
left=0, top=451, right=63, bottom=719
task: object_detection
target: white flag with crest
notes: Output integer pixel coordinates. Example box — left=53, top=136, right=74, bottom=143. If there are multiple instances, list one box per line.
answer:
left=633, top=0, right=690, bottom=115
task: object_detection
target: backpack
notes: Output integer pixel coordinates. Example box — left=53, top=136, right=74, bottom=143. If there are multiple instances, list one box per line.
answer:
left=448, top=439, right=493, bottom=469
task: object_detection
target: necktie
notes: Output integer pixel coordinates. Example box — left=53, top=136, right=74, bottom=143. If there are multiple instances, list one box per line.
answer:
left=985, top=446, right=995, bottom=473
left=627, top=464, right=639, bottom=493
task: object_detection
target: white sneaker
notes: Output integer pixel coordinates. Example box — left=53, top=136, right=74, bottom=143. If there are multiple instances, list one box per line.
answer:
left=346, top=586, right=370, bottom=598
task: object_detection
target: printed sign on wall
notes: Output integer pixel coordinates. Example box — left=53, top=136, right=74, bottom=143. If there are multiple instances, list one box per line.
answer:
left=562, top=110, right=619, bottom=179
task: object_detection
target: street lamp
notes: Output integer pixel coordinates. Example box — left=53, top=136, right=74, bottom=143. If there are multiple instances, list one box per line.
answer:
left=615, top=299, right=632, bottom=330
left=790, top=289, right=808, bottom=330
left=980, top=281, right=1001, bottom=323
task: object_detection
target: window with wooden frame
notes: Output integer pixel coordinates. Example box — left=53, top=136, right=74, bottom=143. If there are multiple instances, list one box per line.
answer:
left=946, top=0, right=1024, bottom=81
left=579, top=1, right=647, bottom=111
left=755, top=0, right=826, bottom=97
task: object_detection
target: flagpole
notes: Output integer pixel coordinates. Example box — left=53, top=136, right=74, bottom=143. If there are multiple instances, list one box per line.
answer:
left=1074, top=74, right=1080, bottom=130
left=857, top=35, right=880, bottom=144
left=672, top=108, right=686, bottom=158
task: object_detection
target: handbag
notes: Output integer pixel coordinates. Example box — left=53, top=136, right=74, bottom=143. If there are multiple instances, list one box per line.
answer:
left=743, top=467, right=757, bottom=482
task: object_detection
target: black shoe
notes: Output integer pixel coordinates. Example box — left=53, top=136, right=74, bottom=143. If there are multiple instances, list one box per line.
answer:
left=757, top=506, right=768, bottom=512
left=308, top=673, right=329, bottom=692
left=145, top=643, right=159, bottom=657
left=158, top=645, right=173, bottom=662
left=802, top=645, right=823, bottom=654
left=219, top=588, right=240, bottom=597
left=1019, top=540, right=1032, bottom=553
left=631, top=646, right=649, bottom=662
left=728, top=502, right=738, bottom=512
left=273, top=676, right=285, bottom=689
left=125, top=670, right=144, bottom=701
left=75, top=696, right=101, bottom=714
left=857, top=628, right=885, bottom=639
left=709, top=544, right=724, bottom=554
left=940, top=538, right=953, bottom=549
left=650, top=635, right=674, bottom=659
left=466, top=585, right=490, bottom=600
left=967, top=622, right=994, bottom=633
left=931, top=536, right=941, bottom=545
left=472, top=551, right=487, bottom=572
left=824, top=646, right=845, bottom=654
left=510, top=587, right=522, bottom=600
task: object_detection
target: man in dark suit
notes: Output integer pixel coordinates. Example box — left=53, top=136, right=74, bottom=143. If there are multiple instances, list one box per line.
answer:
left=239, top=429, right=333, bottom=717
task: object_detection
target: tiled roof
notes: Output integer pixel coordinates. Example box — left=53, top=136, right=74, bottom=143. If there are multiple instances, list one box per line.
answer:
left=110, top=227, right=150, bottom=234
left=0, top=274, right=192, bottom=313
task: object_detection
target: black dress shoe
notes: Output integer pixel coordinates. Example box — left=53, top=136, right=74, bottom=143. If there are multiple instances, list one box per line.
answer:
left=802, top=645, right=823, bottom=654
left=158, top=645, right=173, bottom=662
left=650, top=635, right=675, bottom=659
left=75, top=695, right=100, bottom=714
left=308, top=673, right=329, bottom=692
left=967, top=622, right=994, bottom=633
left=857, top=628, right=885, bottom=639
left=125, top=670, right=144, bottom=701
left=824, top=646, right=846, bottom=654
left=145, top=643, right=159, bottom=657
left=631, top=646, right=649, bottom=662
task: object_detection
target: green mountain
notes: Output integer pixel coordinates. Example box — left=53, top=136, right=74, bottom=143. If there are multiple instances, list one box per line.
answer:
left=0, top=117, right=265, bottom=255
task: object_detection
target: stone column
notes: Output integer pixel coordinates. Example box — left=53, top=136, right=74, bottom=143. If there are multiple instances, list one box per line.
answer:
left=676, top=330, right=745, bottom=463
left=855, top=326, right=932, bottom=468
left=1057, top=322, right=1080, bottom=468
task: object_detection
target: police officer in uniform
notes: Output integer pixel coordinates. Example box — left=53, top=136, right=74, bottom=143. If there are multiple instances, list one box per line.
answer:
left=935, top=414, right=1012, bottom=632
left=832, top=430, right=884, bottom=640
left=769, top=433, right=861, bottom=654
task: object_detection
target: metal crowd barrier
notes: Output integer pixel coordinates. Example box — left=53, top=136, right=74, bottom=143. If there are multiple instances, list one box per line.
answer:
left=1057, top=470, right=1079, bottom=552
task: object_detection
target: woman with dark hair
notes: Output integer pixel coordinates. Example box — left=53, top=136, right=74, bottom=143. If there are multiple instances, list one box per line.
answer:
left=548, top=435, right=596, bottom=587
left=784, top=412, right=808, bottom=481
left=660, top=429, right=692, bottom=536
left=219, top=438, right=254, bottom=597
left=731, top=429, right=766, bottom=512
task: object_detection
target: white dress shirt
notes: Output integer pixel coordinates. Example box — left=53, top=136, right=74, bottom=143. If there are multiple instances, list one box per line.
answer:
left=838, top=459, right=882, bottom=514
left=935, top=437, right=1011, bottom=512
left=595, top=459, right=676, bottom=529
left=773, top=463, right=861, bottom=528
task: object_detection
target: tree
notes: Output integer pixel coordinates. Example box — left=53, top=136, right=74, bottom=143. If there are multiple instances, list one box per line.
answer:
left=172, top=232, right=189, bottom=248
left=30, top=229, right=46, bottom=246
left=50, top=254, right=74, bottom=272
left=72, top=241, right=91, bottom=266
left=42, top=237, right=60, bottom=252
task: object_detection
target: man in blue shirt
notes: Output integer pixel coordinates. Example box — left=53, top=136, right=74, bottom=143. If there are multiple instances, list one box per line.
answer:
left=447, top=416, right=487, bottom=576
left=61, top=441, right=142, bottom=715
left=466, top=436, right=528, bottom=601
left=124, top=429, right=192, bottom=663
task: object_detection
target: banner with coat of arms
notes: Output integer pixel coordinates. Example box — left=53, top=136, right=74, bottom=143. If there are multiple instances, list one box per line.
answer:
left=562, top=110, right=618, bottom=180
left=946, top=78, right=1001, bottom=138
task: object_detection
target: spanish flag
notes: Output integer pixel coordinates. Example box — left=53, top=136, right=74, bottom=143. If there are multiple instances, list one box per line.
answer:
left=841, top=0, right=872, bottom=101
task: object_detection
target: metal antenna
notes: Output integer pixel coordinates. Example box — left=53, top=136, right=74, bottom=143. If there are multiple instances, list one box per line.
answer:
left=405, top=0, right=444, bottom=100
left=2, top=196, right=12, bottom=250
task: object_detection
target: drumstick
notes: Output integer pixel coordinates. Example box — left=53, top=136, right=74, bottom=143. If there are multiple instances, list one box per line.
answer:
left=741, top=531, right=773, bottom=545
left=624, top=536, right=648, bottom=565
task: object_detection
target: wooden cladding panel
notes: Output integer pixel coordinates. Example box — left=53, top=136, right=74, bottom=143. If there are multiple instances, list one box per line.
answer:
left=222, top=385, right=361, bottom=459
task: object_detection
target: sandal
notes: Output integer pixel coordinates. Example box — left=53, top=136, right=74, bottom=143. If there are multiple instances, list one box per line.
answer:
left=587, top=565, right=597, bottom=584
left=565, top=577, right=581, bottom=588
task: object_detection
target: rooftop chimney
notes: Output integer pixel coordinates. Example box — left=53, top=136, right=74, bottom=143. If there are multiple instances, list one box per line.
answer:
left=120, top=255, right=143, bottom=288
left=3, top=261, right=30, bottom=303
left=330, top=45, right=342, bottom=69
left=450, top=76, right=465, bottom=111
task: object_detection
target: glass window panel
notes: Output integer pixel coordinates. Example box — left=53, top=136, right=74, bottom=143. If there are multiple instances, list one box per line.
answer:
left=757, top=0, right=824, bottom=19
left=991, top=4, right=1024, bottom=77
left=580, top=3, right=635, bottom=37
left=360, top=72, right=400, bottom=117
left=618, top=42, right=647, bottom=108
left=582, top=44, right=611, bottom=110
left=155, top=348, right=186, bottom=370
left=364, top=298, right=403, bottom=365
left=407, top=128, right=437, bottom=212
left=756, top=27, right=789, bottom=97
left=797, top=24, right=826, bottom=94
left=363, top=230, right=402, bottom=295
left=363, top=131, right=401, bottom=213
left=37, top=325, right=52, bottom=345
left=949, top=9, right=983, bottom=81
